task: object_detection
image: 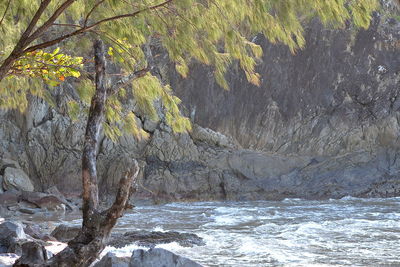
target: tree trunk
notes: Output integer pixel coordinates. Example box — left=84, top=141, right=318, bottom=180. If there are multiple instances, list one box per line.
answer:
left=13, top=39, right=139, bottom=267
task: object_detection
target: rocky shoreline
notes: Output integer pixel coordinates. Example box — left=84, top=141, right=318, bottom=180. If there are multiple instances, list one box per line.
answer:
left=0, top=218, right=205, bottom=266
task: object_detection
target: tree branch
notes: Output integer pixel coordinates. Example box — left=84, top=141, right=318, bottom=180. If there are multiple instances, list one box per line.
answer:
left=25, top=0, right=76, bottom=45
left=23, top=0, right=174, bottom=54
left=108, top=68, right=150, bottom=95
left=84, top=0, right=106, bottom=27
left=103, top=160, right=139, bottom=222
left=19, top=0, right=52, bottom=48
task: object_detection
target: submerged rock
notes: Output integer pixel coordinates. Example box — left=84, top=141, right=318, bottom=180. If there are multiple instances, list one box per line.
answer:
left=130, top=248, right=202, bottom=267
left=108, top=230, right=205, bottom=248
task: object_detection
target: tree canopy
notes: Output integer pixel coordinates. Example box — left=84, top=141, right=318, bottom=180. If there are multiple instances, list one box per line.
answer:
left=0, top=0, right=379, bottom=139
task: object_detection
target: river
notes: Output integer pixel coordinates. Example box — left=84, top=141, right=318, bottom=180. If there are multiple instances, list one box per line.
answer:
left=39, top=197, right=400, bottom=266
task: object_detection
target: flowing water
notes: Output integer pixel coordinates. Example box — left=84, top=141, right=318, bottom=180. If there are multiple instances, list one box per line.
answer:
left=47, top=197, right=400, bottom=266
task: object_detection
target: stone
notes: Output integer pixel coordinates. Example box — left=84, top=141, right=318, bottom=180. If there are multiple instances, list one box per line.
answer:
left=45, top=186, right=78, bottom=212
left=2, top=167, right=34, bottom=192
left=0, top=221, right=26, bottom=254
left=0, top=221, right=26, bottom=241
left=13, top=241, right=50, bottom=266
left=108, top=231, right=205, bottom=248
left=23, top=224, right=46, bottom=241
left=19, top=191, right=70, bottom=212
left=18, top=208, right=36, bottom=215
left=94, top=252, right=130, bottom=267
left=0, top=192, right=20, bottom=205
left=129, top=248, right=202, bottom=267
left=50, top=224, right=80, bottom=242
left=191, top=124, right=236, bottom=148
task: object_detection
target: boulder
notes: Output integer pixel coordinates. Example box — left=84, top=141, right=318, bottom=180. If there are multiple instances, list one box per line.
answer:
left=19, top=191, right=70, bottom=212
left=0, top=192, right=20, bottom=206
left=23, top=224, right=47, bottom=241
left=2, top=167, right=34, bottom=192
left=130, top=248, right=202, bottom=267
left=108, top=231, right=205, bottom=248
left=0, top=221, right=26, bottom=254
left=50, top=224, right=80, bottom=242
left=94, top=252, right=130, bottom=267
left=13, top=241, right=52, bottom=266
left=45, top=186, right=78, bottom=212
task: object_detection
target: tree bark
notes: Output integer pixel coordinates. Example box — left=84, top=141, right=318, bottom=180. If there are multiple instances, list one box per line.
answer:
left=13, top=39, right=139, bottom=267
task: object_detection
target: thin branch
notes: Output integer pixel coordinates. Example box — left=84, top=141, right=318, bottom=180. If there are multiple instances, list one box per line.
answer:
left=25, top=0, right=76, bottom=45
left=19, top=0, right=52, bottom=49
left=0, top=0, right=11, bottom=27
left=52, top=23, right=82, bottom=28
left=85, top=0, right=173, bottom=30
left=108, top=68, right=149, bottom=95
left=84, top=0, right=107, bottom=27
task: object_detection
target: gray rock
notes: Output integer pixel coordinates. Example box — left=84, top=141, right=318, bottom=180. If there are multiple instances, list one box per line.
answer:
left=50, top=224, right=80, bottom=242
left=94, top=252, right=130, bottom=267
left=13, top=241, right=51, bottom=266
left=19, top=191, right=70, bottom=212
left=129, top=248, right=202, bottom=267
left=0, top=221, right=26, bottom=254
left=2, top=168, right=34, bottom=192
left=108, top=231, right=205, bottom=248
left=0, top=192, right=20, bottom=206
left=0, top=221, right=26, bottom=241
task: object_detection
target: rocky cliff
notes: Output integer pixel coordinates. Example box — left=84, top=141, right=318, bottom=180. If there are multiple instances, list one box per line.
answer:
left=0, top=4, right=399, bottom=201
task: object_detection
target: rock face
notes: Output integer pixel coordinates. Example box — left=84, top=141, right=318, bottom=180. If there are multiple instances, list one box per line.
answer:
left=130, top=248, right=202, bottom=267
left=0, top=5, right=399, bottom=201
left=171, top=8, right=400, bottom=156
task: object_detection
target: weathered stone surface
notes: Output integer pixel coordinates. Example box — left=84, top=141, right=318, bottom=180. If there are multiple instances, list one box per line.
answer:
left=0, top=192, right=20, bottom=206
left=2, top=168, right=34, bottom=192
left=13, top=241, right=51, bottom=266
left=0, top=221, right=26, bottom=254
left=129, top=248, right=202, bottom=267
left=50, top=224, right=80, bottom=242
left=94, top=252, right=130, bottom=267
left=19, top=191, right=73, bottom=212
left=108, top=231, right=205, bottom=248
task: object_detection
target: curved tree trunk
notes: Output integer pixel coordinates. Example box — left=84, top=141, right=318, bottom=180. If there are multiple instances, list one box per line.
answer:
left=14, top=39, right=139, bottom=267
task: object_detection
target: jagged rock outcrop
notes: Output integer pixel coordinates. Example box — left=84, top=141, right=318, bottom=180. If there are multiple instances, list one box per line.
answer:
left=0, top=4, right=398, bottom=201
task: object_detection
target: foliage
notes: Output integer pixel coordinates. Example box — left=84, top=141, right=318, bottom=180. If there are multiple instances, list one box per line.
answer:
left=0, top=0, right=379, bottom=138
